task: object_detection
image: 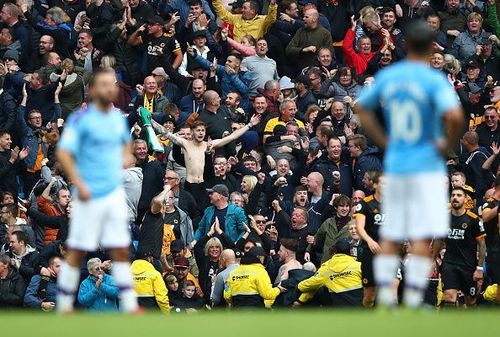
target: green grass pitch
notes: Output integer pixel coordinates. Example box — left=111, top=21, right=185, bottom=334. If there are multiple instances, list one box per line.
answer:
left=1, top=309, right=498, bottom=336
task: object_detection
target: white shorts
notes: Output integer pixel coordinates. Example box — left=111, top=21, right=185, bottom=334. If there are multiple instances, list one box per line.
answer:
left=67, top=188, right=130, bottom=251
left=381, top=172, right=449, bottom=242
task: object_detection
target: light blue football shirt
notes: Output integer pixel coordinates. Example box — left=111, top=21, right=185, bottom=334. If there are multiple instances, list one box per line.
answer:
left=58, top=104, right=130, bottom=198
left=357, top=60, right=460, bottom=175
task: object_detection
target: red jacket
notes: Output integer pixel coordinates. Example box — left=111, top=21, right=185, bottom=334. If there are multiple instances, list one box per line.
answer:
left=342, top=30, right=377, bottom=76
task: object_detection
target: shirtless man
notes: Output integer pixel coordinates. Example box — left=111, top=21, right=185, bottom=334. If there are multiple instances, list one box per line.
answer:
left=155, top=115, right=261, bottom=204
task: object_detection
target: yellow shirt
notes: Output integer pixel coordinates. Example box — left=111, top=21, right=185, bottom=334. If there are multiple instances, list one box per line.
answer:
left=264, top=117, right=305, bottom=134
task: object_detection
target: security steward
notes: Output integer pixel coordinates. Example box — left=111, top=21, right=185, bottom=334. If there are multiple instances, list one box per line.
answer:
left=131, top=249, right=170, bottom=313
left=224, top=246, right=285, bottom=308
left=297, top=240, right=363, bottom=307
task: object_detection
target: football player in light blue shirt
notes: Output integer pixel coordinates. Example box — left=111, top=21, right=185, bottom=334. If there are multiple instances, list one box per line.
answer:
left=354, top=21, right=464, bottom=309
left=55, top=69, right=138, bottom=313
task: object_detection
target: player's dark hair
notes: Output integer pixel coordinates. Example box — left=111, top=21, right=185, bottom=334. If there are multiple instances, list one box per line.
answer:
left=451, top=187, right=467, bottom=196
left=280, top=238, right=299, bottom=252
left=88, top=68, right=115, bottom=89
left=405, top=21, right=437, bottom=55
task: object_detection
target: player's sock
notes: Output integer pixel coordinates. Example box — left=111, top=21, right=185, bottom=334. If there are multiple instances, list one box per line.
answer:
left=56, top=262, right=80, bottom=312
left=403, top=255, right=432, bottom=308
left=374, top=254, right=400, bottom=306
left=112, top=261, right=138, bottom=312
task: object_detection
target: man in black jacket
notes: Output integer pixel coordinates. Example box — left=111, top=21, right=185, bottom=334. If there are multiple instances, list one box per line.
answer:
left=6, top=231, right=39, bottom=285
left=0, top=130, right=29, bottom=198
left=0, top=254, right=26, bottom=309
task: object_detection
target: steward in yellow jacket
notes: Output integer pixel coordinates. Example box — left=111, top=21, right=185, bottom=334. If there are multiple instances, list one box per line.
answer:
left=131, top=251, right=170, bottom=314
left=298, top=240, right=363, bottom=307
left=224, top=246, right=282, bottom=308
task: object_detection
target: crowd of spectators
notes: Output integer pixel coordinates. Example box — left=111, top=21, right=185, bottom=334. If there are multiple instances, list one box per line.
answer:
left=0, top=0, right=499, bottom=311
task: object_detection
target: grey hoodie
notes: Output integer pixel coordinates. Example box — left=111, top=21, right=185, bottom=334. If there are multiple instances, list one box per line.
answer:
left=123, top=167, right=143, bottom=223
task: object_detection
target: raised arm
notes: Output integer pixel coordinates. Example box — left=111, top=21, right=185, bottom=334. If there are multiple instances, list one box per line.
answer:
left=212, top=114, right=260, bottom=149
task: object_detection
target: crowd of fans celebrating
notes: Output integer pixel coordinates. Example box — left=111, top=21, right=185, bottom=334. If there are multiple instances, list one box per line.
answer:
left=0, top=0, right=499, bottom=312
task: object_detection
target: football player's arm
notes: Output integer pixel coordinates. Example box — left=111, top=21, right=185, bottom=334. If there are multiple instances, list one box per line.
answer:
left=352, top=103, right=387, bottom=149
left=474, top=234, right=486, bottom=282
left=354, top=211, right=380, bottom=254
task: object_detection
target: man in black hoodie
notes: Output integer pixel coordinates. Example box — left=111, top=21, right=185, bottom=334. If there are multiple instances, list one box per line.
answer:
left=0, top=254, right=26, bottom=309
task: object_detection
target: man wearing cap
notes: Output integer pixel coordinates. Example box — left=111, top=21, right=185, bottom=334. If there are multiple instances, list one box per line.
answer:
left=192, top=183, right=248, bottom=246
left=241, top=38, right=278, bottom=97
left=213, top=0, right=278, bottom=42
left=172, top=255, right=203, bottom=297
left=297, top=240, right=362, bottom=307
left=294, top=74, right=316, bottom=114
left=1, top=49, right=24, bottom=99
left=462, top=59, right=485, bottom=88
left=169, top=239, right=199, bottom=277
left=128, top=15, right=183, bottom=74
left=224, top=246, right=284, bottom=307
left=178, top=30, right=215, bottom=78
left=467, top=37, right=499, bottom=81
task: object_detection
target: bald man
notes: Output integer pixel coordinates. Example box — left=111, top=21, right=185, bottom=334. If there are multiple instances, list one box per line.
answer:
left=211, top=249, right=239, bottom=306
left=197, top=90, right=233, bottom=140
left=286, top=8, right=333, bottom=69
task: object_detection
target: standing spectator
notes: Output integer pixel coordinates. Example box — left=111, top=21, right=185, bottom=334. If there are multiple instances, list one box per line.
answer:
left=211, top=249, right=239, bottom=307
left=347, top=135, right=382, bottom=192
left=0, top=254, right=26, bottom=309
left=275, top=238, right=302, bottom=285
left=241, top=38, right=279, bottom=97
left=286, top=8, right=333, bottom=71
left=0, top=3, right=32, bottom=68
left=212, top=0, right=278, bottom=42
left=78, top=257, right=119, bottom=312
left=476, top=106, right=500, bottom=148
left=24, top=256, right=61, bottom=312
left=451, top=12, right=492, bottom=63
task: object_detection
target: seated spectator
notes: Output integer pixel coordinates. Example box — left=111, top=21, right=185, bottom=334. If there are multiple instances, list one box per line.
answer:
left=78, top=257, right=119, bottom=312
left=5, top=231, right=39, bottom=285
left=0, top=253, right=26, bottom=309
left=24, top=256, right=61, bottom=312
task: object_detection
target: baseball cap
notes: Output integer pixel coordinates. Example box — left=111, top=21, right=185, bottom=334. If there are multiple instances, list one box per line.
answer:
left=206, top=184, right=229, bottom=198
left=146, top=15, right=165, bottom=25
left=279, top=76, right=295, bottom=90
left=192, top=30, right=207, bottom=40
left=468, top=83, right=482, bottom=94
left=173, top=256, right=190, bottom=269
left=246, top=246, right=267, bottom=258
left=170, top=239, right=185, bottom=253
left=151, top=67, right=168, bottom=80
left=293, top=74, right=312, bottom=87
left=164, top=114, right=176, bottom=124
left=465, top=60, right=480, bottom=69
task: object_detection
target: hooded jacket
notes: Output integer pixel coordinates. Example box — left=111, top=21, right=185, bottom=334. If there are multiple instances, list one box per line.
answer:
left=312, top=217, right=351, bottom=264
left=298, top=253, right=362, bottom=306
left=224, top=262, right=280, bottom=308
left=123, top=167, right=143, bottom=223
left=8, top=245, right=39, bottom=285
left=131, top=259, right=170, bottom=314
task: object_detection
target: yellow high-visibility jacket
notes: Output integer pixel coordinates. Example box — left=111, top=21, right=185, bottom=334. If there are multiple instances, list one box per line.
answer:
left=131, top=259, right=170, bottom=314
left=298, top=253, right=362, bottom=304
left=224, top=263, right=280, bottom=308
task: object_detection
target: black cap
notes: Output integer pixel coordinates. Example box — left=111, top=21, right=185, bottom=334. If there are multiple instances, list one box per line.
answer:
left=164, top=114, right=176, bottom=124
left=192, top=30, right=207, bottom=41
left=247, top=246, right=267, bottom=258
left=146, top=15, right=165, bottom=25
left=233, top=248, right=243, bottom=259
left=170, top=239, right=185, bottom=253
left=293, top=74, right=312, bottom=87
left=334, top=239, right=351, bottom=255
left=206, top=184, right=229, bottom=198
left=479, top=37, right=493, bottom=45
left=229, top=0, right=245, bottom=8
left=465, top=60, right=480, bottom=69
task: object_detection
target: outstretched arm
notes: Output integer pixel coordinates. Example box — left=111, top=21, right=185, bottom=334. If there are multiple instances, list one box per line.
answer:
left=212, top=114, right=260, bottom=149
